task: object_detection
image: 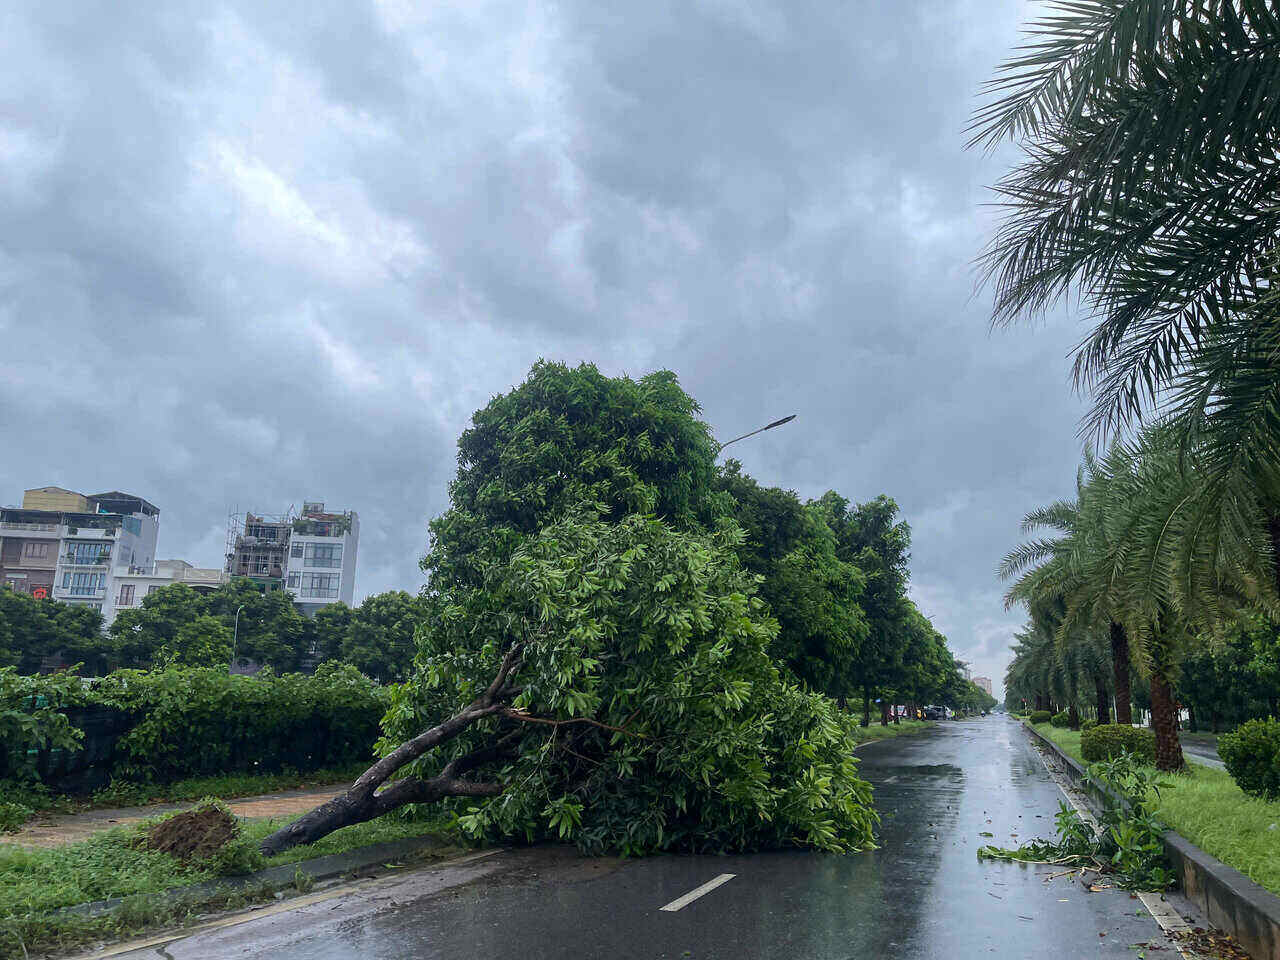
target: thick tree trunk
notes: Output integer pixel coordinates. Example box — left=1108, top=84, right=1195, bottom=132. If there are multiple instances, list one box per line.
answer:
left=1149, top=671, right=1186, bottom=772
left=1067, top=703, right=1079, bottom=729
left=880, top=699, right=890, bottom=726
left=1109, top=622, right=1132, bottom=726
left=259, top=646, right=522, bottom=857
left=1094, top=678, right=1110, bottom=726
left=862, top=689, right=871, bottom=728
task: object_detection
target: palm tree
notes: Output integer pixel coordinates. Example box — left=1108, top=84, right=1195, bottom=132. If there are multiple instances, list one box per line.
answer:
left=973, top=0, right=1280, bottom=589
left=1000, top=475, right=1136, bottom=724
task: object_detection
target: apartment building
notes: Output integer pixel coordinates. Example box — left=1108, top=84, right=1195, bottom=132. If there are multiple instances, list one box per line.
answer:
left=973, top=676, right=993, bottom=697
left=0, top=487, right=160, bottom=620
left=226, top=501, right=359, bottom=615
left=285, top=502, right=359, bottom=616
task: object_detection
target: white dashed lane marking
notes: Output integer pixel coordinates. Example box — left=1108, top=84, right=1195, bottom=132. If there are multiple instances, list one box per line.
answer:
left=658, top=873, right=737, bottom=912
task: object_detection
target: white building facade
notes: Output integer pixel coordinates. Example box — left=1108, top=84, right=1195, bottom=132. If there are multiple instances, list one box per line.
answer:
left=283, top=502, right=359, bottom=616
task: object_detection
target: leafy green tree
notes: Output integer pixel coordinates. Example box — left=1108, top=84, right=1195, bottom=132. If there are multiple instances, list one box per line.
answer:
left=424, top=360, right=719, bottom=592
left=162, top=615, right=233, bottom=668
left=261, top=511, right=878, bottom=857
left=201, top=579, right=313, bottom=672
left=0, top=590, right=110, bottom=674
left=714, top=463, right=868, bottom=697
left=338, top=592, right=423, bottom=683
left=109, top=584, right=204, bottom=668
left=817, top=493, right=912, bottom=724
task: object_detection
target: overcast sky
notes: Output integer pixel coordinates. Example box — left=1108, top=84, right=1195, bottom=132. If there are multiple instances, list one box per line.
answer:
left=0, top=0, right=1090, bottom=696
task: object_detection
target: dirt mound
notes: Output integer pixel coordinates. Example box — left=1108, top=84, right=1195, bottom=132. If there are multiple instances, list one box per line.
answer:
left=138, top=804, right=239, bottom=862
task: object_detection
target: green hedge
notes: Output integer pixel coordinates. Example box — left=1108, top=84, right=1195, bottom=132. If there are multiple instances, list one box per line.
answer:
left=1050, top=711, right=1071, bottom=728
left=1080, top=724, right=1156, bottom=765
left=0, top=663, right=388, bottom=791
left=1080, top=718, right=1097, bottom=732
left=1219, top=718, right=1280, bottom=801
left=1028, top=710, right=1053, bottom=725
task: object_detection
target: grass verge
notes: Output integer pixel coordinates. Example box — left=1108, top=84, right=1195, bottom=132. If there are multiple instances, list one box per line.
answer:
left=849, top=719, right=935, bottom=746
left=1026, top=721, right=1280, bottom=897
left=0, top=806, right=459, bottom=960
left=0, top=763, right=369, bottom=832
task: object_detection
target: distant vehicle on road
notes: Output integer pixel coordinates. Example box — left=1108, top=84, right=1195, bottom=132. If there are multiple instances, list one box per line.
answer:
left=923, top=706, right=945, bottom=721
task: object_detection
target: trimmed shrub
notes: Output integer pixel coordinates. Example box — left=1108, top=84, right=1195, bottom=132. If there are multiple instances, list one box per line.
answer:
left=0, top=663, right=389, bottom=792
left=1080, top=718, right=1098, bottom=732
left=1050, top=711, right=1071, bottom=728
left=1029, top=710, right=1053, bottom=725
left=1219, top=718, right=1280, bottom=801
left=1081, top=724, right=1156, bottom=765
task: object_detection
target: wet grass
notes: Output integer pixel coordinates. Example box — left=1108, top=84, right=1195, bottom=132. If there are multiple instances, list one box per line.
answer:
left=1026, top=722, right=1280, bottom=897
left=849, top=719, right=936, bottom=745
left=0, top=805, right=457, bottom=960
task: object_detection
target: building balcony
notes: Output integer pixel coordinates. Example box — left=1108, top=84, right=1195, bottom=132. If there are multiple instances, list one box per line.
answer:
left=0, top=522, right=62, bottom=537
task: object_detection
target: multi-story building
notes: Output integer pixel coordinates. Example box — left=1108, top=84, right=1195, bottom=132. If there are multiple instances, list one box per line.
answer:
left=226, top=502, right=359, bottom=615
left=285, top=502, right=359, bottom=616
left=227, top=513, right=292, bottom=592
left=109, top=559, right=226, bottom=621
left=1, top=488, right=161, bottom=620
left=974, top=676, right=993, bottom=697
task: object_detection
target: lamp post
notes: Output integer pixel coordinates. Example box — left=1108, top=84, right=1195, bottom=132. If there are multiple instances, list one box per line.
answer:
left=229, top=603, right=246, bottom=674
left=716, top=414, right=796, bottom=454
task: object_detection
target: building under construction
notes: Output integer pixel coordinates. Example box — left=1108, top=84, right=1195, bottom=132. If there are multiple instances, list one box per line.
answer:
left=225, top=509, right=294, bottom=592
left=225, top=502, right=360, bottom=611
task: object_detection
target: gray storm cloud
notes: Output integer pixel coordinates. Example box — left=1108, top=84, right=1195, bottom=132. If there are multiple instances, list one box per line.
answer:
left=0, top=0, right=1089, bottom=696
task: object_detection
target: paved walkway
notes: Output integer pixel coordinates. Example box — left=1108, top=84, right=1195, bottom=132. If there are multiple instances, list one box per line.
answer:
left=1, top=783, right=349, bottom=848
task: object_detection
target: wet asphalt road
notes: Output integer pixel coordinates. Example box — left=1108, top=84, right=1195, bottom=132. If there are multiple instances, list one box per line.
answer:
left=113, top=717, right=1180, bottom=960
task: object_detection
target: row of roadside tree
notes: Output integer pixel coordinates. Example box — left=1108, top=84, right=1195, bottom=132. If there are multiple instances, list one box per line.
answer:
left=978, top=1, right=1280, bottom=771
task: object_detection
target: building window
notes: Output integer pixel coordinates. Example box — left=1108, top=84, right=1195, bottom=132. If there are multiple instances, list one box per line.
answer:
left=301, top=573, right=339, bottom=598
left=304, top=544, right=342, bottom=568
left=291, top=543, right=303, bottom=558
left=117, top=584, right=135, bottom=606
left=64, top=542, right=111, bottom=565
left=286, top=574, right=299, bottom=588
left=22, top=541, right=50, bottom=559
left=63, top=572, right=105, bottom=596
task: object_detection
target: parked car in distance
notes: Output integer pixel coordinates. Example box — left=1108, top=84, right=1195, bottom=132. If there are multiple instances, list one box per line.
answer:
left=923, top=706, right=945, bottom=721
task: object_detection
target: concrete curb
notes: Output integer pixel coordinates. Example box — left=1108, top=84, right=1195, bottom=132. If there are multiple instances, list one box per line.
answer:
left=1022, top=722, right=1280, bottom=960
left=60, top=835, right=459, bottom=918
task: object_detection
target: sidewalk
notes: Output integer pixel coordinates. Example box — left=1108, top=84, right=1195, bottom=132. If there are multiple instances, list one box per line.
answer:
left=1, top=783, right=349, bottom=848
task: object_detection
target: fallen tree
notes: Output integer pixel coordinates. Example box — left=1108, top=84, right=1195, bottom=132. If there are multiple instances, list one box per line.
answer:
left=261, top=511, right=878, bottom=858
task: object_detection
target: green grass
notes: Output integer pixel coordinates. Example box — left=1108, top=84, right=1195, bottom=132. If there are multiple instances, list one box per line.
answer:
left=251, top=813, right=462, bottom=867
left=0, top=804, right=458, bottom=960
left=1025, top=722, right=1280, bottom=896
left=849, top=719, right=935, bottom=745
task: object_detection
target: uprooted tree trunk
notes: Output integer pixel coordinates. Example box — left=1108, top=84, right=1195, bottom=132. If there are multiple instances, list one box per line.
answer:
left=259, top=647, right=523, bottom=857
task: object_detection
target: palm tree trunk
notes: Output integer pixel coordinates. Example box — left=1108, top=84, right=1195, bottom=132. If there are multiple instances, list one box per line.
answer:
left=1270, top=515, right=1280, bottom=601
left=1068, top=703, right=1079, bottom=729
left=1109, top=622, right=1132, bottom=725
left=1094, top=677, right=1110, bottom=725
left=1149, top=670, right=1185, bottom=772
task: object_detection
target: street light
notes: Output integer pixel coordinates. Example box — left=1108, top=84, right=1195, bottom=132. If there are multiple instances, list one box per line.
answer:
left=229, top=603, right=246, bottom=674
left=716, top=414, right=796, bottom=454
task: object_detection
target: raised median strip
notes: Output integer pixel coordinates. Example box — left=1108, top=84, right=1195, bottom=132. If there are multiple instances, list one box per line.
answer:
left=1023, top=722, right=1280, bottom=960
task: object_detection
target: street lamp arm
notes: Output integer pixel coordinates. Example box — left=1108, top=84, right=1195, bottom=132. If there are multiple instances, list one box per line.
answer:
left=716, top=414, right=796, bottom=452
